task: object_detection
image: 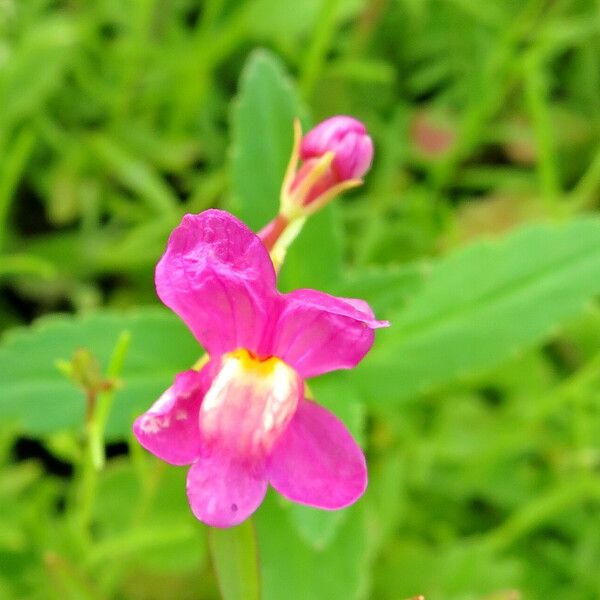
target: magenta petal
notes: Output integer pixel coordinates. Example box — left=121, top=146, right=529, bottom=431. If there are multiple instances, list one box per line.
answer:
left=333, top=132, right=374, bottom=180
left=268, top=399, right=367, bottom=509
left=133, top=365, right=216, bottom=466
left=199, top=351, right=302, bottom=458
left=187, top=453, right=267, bottom=527
left=186, top=350, right=301, bottom=527
left=300, top=116, right=373, bottom=181
left=301, top=116, right=366, bottom=159
left=155, top=210, right=276, bottom=356
left=271, top=288, right=389, bottom=378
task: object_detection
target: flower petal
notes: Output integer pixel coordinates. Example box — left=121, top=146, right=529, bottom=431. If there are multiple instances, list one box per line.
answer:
left=199, top=350, right=302, bottom=458
left=268, top=399, right=367, bottom=509
left=271, top=289, right=389, bottom=378
left=186, top=350, right=302, bottom=527
left=300, top=115, right=373, bottom=180
left=187, top=452, right=267, bottom=527
left=155, top=210, right=276, bottom=356
left=333, top=131, right=374, bottom=180
left=133, top=363, right=217, bottom=466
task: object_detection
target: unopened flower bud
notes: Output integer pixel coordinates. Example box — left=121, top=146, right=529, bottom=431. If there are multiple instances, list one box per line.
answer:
left=279, top=116, right=374, bottom=220
left=301, top=116, right=373, bottom=181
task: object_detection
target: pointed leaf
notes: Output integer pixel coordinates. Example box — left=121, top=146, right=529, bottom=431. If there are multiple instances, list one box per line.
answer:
left=360, top=218, right=600, bottom=402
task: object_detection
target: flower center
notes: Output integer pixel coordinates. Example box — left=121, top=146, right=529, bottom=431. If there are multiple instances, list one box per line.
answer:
left=199, top=349, right=301, bottom=457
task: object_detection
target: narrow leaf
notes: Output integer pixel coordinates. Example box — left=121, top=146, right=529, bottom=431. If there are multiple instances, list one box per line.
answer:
left=360, top=218, right=600, bottom=402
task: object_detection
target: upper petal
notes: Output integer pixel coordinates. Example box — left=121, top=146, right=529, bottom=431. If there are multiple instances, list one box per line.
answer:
left=301, top=116, right=366, bottom=159
left=332, top=131, right=374, bottom=180
left=155, top=210, right=276, bottom=356
left=271, top=289, right=389, bottom=378
left=268, top=399, right=367, bottom=509
left=132, top=362, right=218, bottom=466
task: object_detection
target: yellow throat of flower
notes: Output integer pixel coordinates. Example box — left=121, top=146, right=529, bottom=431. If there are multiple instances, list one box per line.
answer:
left=229, top=348, right=281, bottom=377
left=199, top=348, right=300, bottom=456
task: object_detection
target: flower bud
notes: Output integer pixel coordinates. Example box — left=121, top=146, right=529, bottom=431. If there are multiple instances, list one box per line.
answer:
left=280, top=116, right=374, bottom=219
left=301, top=116, right=373, bottom=181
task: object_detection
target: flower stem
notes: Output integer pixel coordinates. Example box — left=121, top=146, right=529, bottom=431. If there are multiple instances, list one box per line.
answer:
left=72, top=330, right=131, bottom=540
left=257, top=213, right=289, bottom=252
left=89, top=330, right=131, bottom=470
left=258, top=212, right=307, bottom=273
left=270, top=216, right=306, bottom=273
left=208, top=519, right=260, bottom=600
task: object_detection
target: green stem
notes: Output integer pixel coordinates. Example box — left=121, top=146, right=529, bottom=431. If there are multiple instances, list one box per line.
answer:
left=72, top=331, right=131, bottom=539
left=484, top=347, right=600, bottom=553
left=523, top=50, right=561, bottom=212
left=270, top=217, right=307, bottom=272
left=430, top=0, right=547, bottom=190
left=208, top=519, right=260, bottom=600
left=44, top=551, right=107, bottom=600
left=89, top=331, right=131, bottom=470
left=300, top=0, right=341, bottom=98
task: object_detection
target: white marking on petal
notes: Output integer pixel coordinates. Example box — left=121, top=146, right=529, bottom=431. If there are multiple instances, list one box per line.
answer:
left=140, top=415, right=170, bottom=434
left=198, top=350, right=300, bottom=457
left=150, top=388, right=175, bottom=413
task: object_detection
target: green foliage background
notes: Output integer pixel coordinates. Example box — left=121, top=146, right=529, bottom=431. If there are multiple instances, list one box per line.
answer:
left=1, top=1, right=600, bottom=599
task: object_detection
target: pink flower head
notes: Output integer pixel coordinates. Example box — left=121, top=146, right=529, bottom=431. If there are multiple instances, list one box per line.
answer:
left=282, top=116, right=374, bottom=216
left=133, top=210, right=388, bottom=527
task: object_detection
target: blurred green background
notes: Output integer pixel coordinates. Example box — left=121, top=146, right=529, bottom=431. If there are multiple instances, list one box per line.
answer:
left=1, top=0, right=600, bottom=599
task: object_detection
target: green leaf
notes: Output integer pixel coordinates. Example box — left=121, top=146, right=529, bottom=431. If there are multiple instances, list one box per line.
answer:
left=0, top=129, right=36, bottom=249
left=229, top=48, right=342, bottom=289
left=208, top=521, right=260, bottom=600
left=256, top=492, right=368, bottom=600
left=92, top=459, right=205, bottom=573
left=246, top=0, right=364, bottom=42
left=359, top=218, right=600, bottom=403
left=230, top=48, right=305, bottom=231
left=0, top=309, right=198, bottom=438
left=310, top=372, right=365, bottom=445
left=285, top=503, right=349, bottom=552
left=331, top=262, right=428, bottom=317
left=88, top=134, right=179, bottom=216
left=0, top=254, right=56, bottom=279
left=0, top=17, right=75, bottom=131
left=278, top=206, right=343, bottom=292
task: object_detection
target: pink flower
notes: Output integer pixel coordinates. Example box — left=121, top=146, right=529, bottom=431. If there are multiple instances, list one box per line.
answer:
left=281, top=116, right=374, bottom=216
left=133, top=210, right=388, bottom=527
